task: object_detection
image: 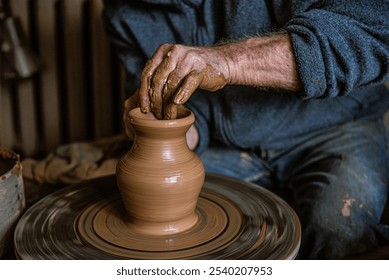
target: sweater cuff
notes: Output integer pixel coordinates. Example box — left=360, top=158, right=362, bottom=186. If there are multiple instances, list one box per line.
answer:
left=291, top=30, right=326, bottom=99
left=285, top=21, right=327, bottom=99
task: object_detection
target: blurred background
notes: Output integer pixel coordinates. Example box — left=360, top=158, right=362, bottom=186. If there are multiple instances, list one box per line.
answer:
left=0, top=0, right=126, bottom=158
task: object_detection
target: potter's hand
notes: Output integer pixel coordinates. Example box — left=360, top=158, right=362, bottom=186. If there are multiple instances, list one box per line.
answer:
left=138, top=34, right=302, bottom=120
left=138, top=44, right=230, bottom=119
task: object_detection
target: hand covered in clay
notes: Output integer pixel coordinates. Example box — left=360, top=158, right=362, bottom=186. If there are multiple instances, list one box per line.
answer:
left=138, top=44, right=230, bottom=120
left=125, top=34, right=301, bottom=136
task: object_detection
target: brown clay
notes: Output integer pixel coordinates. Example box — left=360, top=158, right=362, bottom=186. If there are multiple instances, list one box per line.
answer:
left=116, top=107, right=205, bottom=235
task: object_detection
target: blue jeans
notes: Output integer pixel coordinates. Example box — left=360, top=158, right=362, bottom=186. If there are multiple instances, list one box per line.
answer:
left=199, top=117, right=389, bottom=259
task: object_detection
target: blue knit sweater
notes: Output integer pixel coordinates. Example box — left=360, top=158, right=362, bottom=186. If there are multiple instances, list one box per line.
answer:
left=103, top=0, right=389, bottom=152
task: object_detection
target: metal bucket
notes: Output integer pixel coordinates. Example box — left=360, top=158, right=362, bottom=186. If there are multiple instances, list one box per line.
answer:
left=0, top=147, right=25, bottom=258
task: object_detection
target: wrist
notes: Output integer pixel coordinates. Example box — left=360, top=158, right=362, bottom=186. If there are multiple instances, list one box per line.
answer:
left=220, top=33, right=302, bottom=92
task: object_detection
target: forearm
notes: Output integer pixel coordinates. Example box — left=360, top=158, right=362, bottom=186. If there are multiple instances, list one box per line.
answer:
left=221, top=33, right=302, bottom=92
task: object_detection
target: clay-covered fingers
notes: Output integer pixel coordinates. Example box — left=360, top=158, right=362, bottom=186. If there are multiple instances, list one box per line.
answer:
left=173, top=70, right=203, bottom=105
left=172, top=67, right=228, bottom=105
left=139, top=43, right=230, bottom=120
left=138, top=44, right=173, bottom=116
left=163, top=70, right=205, bottom=120
left=162, top=71, right=182, bottom=119
left=163, top=102, right=178, bottom=120
left=150, top=51, right=177, bottom=119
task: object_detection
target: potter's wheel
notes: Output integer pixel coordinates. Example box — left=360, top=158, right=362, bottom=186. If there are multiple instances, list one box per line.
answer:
left=14, top=174, right=301, bottom=259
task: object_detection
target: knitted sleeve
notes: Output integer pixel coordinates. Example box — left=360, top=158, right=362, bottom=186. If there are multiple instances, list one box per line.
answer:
left=283, top=0, right=389, bottom=98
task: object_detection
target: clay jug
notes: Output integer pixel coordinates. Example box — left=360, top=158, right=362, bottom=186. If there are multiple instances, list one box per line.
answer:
left=116, top=107, right=205, bottom=235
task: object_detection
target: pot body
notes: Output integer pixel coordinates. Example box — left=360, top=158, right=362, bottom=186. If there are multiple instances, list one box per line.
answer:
left=116, top=108, right=205, bottom=235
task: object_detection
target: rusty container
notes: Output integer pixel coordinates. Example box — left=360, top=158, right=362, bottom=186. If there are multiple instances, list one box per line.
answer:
left=0, top=147, right=25, bottom=257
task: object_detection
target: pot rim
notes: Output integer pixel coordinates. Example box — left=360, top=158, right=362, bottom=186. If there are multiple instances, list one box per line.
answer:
left=129, top=107, right=194, bottom=128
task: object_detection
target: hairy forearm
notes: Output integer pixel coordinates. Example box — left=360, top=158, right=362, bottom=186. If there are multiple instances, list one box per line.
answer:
left=220, top=33, right=302, bottom=92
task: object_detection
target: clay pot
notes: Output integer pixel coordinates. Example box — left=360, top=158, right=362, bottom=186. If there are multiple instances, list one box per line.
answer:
left=116, top=107, right=205, bottom=235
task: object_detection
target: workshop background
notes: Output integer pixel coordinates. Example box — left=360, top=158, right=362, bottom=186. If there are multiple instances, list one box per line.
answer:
left=0, top=0, right=125, bottom=158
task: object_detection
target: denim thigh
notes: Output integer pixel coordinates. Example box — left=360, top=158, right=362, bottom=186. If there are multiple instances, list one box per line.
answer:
left=281, top=118, right=389, bottom=259
left=198, top=117, right=389, bottom=259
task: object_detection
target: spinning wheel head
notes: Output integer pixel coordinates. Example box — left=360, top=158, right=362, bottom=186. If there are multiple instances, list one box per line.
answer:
left=14, top=174, right=301, bottom=260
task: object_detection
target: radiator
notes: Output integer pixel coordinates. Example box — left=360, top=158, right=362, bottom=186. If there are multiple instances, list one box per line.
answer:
left=0, top=0, right=126, bottom=157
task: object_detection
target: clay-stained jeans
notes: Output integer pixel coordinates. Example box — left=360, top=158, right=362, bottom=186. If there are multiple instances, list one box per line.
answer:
left=199, top=117, right=389, bottom=259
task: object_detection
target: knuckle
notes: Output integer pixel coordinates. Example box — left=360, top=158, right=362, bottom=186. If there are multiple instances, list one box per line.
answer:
left=159, top=43, right=172, bottom=51
left=166, top=44, right=185, bottom=58
left=153, top=78, right=165, bottom=88
left=169, top=44, right=179, bottom=53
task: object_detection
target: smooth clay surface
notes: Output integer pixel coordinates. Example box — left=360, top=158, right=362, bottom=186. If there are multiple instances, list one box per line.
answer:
left=116, top=107, right=205, bottom=235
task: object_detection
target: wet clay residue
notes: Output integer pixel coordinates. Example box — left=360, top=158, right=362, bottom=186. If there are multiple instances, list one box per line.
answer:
left=342, top=198, right=355, bottom=217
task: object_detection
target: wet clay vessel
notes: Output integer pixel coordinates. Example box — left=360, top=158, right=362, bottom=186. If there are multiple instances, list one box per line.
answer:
left=116, top=107, right=205, bottom=235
